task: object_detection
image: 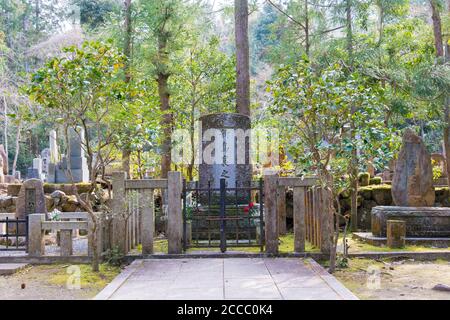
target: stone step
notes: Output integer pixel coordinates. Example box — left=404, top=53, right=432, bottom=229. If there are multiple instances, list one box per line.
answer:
left=0, top=263, right=29, bottom=276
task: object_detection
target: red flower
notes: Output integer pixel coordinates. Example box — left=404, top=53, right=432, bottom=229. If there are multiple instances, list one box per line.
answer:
left=243, top=206, right=250, bottom=213
left=249, top=202, right=255, bottom=208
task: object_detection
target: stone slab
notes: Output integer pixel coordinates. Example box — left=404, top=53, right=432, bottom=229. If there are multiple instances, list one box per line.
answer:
left=372, top=206, right=450, bottom=237
left=0, top=263, right=29, bottom=275
left=95, top=258, right=357, bottom=300
left=354, top=232, right=450, bottom=248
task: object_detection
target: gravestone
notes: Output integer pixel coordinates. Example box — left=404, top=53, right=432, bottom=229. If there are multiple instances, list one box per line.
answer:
left=391, top=128, right=435, bottom=207
left=16, top=179, right=47, bottom=233
left=41, top=148, right=50, bottom=177
left=49, top=130, right=59, bottom=163
left=198, top=113, right=252, bottom=203
left=49, top=127, right=89, bottom=183
left=0, top=144, right=7, bottom=175
left=27, top=158, right=43, bottom=180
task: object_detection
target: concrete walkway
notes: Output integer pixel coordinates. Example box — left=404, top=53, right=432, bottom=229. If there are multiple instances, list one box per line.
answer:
left=95, top=258, right=357, bottom=300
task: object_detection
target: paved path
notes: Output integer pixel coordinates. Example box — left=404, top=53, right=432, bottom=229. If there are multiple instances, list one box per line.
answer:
left=96, top=258, right=357, bottom=300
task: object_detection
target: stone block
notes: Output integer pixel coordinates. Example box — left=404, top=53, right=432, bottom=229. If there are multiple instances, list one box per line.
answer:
left=372, top=206, right=450, bottom=237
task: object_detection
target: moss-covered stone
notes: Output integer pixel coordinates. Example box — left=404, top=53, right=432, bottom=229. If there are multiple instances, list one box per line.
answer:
left=369, top=177, right=382, bottom=185
left=359, top=187, right=373, bottom=200
left=358, top=172, right=370, bottom=187
left=43, top=183, right=93, bottom=195
left=6, top=184, right=21, bottom=196
left=371, top=185, right=393, bottom=205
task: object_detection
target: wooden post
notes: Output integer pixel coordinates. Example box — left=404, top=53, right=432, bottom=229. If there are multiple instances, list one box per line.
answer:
left=293, top=186, right=306, bottom=253
left=28, top=214, right=45, bottom=257
left=112, top=171, right=127, bottom=254
left=277, top=185, right=286, bottom=236
left=264, top=170, right=279, bottom=255
left=168, top=171, right=182, bottom=254
left=141, top=188, right=155, bottom=254
left=387, top=220, right=406, bottom=248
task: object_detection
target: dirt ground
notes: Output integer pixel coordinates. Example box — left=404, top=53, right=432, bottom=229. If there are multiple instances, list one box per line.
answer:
left=0, top=264, right=120, bottom=300
left=334, top=258, right=450, bottom=300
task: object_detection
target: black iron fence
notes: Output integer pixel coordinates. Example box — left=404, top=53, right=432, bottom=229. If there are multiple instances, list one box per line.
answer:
left=0, top=216, right=28, bottom=251
left=182, top=178, right=264, bottom=253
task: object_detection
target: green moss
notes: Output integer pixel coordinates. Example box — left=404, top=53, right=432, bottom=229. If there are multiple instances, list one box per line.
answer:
left=369, top=177, right=382, bottom=185
left=47, top=263, right=121, bottom=290
left=358, top=172, right=370, bottom=187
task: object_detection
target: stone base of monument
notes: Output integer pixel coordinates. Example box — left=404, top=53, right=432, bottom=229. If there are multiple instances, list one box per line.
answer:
left=372, top=206, right=450, bottom=237
left=353, top=232, right=450, bottom=248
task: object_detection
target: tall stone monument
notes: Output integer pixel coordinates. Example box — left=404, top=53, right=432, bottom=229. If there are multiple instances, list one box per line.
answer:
left=47, top=128, right=89, bottom=183
left=391, top=128, right=435, bottom=207
left=199, top=113, right=252, bottom=203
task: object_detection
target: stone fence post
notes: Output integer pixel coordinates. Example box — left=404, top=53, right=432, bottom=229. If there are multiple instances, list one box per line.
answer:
left=112, top=171, right=127, bottom=254
left=141, top=188, right=155, bottom=255
left=293, top=186, right=306, bottom=253
left=264, top=170, right=279, bottom=255
left=320, top=188, right=334, bottom=254
left=28, top=214, right=45, bottom=257
left=277, top=185, right=286, bottom=236
left=167, top=171, right=182, bottom=254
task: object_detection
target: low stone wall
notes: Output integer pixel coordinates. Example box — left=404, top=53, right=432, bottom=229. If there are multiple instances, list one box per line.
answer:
left=286, top=184, right=450, bottom=231
left=0, top=183, right=108, bottom=214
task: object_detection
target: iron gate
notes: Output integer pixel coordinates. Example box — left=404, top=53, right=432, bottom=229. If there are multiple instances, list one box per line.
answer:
left=0, top=216, right=28, bottom=251
left=182, top=178, right=264, bottom=253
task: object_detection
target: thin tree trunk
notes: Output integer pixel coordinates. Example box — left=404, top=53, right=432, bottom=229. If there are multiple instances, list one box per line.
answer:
left=305, top=0, right=310, bottom=57
left=430, top=0, right=444, bottom=57
left=234, top=0, right=250, bottom=116
left=121, top=0, right=133, bottom=178
left=429, top=1, right=450, bottom=188
left=12, top=120, right=21, bottom=176
left=3, top=96, right=8, bottom=159
left=158, top=71, right=172, bottom=179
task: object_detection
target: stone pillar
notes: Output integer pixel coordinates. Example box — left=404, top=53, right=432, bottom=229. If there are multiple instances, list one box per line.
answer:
left=264, top=170, right=278, bottom=255
left=141, top=188, right=155, bottom=254
left=277, top=185, right=286, bottom=236
left=112, top=171, right=127, bottom=254
left=387, top=220, right=406, bottom=248
left=28, top=214, right=45, bottom=257
left=60, top=230, right=73, bottom=256
left=198, top=113, right=252, bottom=204
left=168, top=171, right=182, bottom=254
left=320, top=188, right=333, bottom=254
left=293, top=186, right=306, bottom=253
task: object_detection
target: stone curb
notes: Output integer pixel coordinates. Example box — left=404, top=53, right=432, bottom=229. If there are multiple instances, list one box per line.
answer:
left=94, top=260, right=143, bottom=300
left=307, top=258, right=359, bottom=300
left=0, top=255, right=91, bottom=264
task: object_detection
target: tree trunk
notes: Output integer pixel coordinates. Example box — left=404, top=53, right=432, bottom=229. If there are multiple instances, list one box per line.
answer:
left=304, top=0, right=310, bottom=57
left=234, top=0, right=250, bottom=116
left=12, top=121, right=21, bottom=175
left=123, top=0, right=132, bottom=83
left=430, top=0, right=444, bottom=57
left=158, top=71, right=172, bottom=179
left=3, top=96, right=7, bottom=164
left=121, top=0, right=133, bottom=178
left=122, top=149, right=131, bottom=178
left=346, top=0, right=358, bottom=231
left=429, top=1, right=450, bottom=189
